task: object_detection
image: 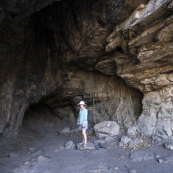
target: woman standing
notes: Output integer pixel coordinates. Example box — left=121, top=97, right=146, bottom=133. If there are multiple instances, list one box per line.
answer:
left=78, top=101, right=88, bottom=147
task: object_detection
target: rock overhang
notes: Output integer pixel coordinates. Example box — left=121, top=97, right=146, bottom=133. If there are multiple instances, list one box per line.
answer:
left=0, top=0, right=173, bottom=141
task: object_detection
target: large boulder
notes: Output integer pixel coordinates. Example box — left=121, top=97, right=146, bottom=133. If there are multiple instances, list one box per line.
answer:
left=94, top=121, right=119, bottom=138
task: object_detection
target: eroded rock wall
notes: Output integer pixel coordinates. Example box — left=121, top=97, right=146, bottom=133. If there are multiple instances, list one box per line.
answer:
left=104, top=0, right=173, bottom=140
left=0, top=0, right=173, bottom=140
left=137, top=86, right=173, bottom=141
left=0, top=0, right=139, bottom=138
left=0, top=0, right=73, bottom=137
left=31, top=71, right=142, bottom=128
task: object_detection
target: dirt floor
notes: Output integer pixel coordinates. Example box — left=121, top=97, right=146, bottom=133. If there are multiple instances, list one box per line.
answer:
left=1, top=116, right=173, bottom=173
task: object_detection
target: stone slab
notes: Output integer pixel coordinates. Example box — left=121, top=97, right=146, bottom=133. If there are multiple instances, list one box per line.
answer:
left=77, top=142, right=95, bottom=150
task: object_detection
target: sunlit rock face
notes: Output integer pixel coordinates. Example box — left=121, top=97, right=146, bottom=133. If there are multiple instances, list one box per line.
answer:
left=0, top=0, right=173, bottom=139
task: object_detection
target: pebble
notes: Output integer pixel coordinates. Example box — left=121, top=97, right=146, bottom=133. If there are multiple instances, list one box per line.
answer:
left=114, top=167, right=121, bottom=173
left=28, top=147, right=35, bottom=151
left=156, top=155, right=160, bottom=159
left=128, top=137, right=143, bottom=147
left=127, top=126, right=137, bottom=136
left=121, top=136, right=130, bottom=145
left=118, top=142, right=124, bottom=147
left=59, top=127, right=70, bottom=135
left=129, top=169, right=136, bottom=173
left=158, top=159, right=164, bottom=163
left=165, top=142, right=173, bottom=150
left=8, top=153, right=18, bottom=158
left=64, top=140, right=74, bottom=149
left=30, top=150, right=43, bottom=157
left=24, top=161, right=31, bottom=166
left=36, top=155, right=49, bottom=162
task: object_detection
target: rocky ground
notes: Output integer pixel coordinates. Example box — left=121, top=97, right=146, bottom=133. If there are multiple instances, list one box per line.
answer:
left=1, top=116, right=173, bottom=173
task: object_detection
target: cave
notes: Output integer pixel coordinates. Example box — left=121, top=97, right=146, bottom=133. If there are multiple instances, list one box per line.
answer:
left=1, top=0, right=173, bottom=172
left=0, top=0, right=146, bottom=138
left=22, top=72, right=142, bottom=131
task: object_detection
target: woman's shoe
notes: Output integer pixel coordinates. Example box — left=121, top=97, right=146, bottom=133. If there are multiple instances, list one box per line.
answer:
left=79, top=142, right=84, bottom=145
left=83, top=143, right=87, bottom=147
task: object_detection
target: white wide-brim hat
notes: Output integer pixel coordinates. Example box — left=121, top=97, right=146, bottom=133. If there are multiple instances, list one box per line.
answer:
left=77, top=101, right=86, bottom=105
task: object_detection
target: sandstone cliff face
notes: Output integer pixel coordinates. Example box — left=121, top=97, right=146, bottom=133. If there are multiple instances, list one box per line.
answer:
left=0, top=0, right=173, bottom=140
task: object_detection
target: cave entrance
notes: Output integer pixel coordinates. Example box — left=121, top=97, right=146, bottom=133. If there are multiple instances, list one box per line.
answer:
left=18, top=0, right=144, bottom=138
left=22, top=73, right=143, bottom=137
left=22, top=100, right=77, bottom=135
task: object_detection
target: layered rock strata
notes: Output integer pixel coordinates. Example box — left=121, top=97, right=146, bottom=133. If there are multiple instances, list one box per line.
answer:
left=105, top=0, right=173, bottom=140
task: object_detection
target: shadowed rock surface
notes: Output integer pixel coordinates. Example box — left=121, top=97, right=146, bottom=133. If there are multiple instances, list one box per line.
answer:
left=0, top=0, right=173, bottom=144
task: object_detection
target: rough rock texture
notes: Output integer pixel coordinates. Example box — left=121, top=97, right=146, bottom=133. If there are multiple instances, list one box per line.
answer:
left=126, top=126, right=137, bottom=136
left=0, top=0, right=173, bottom=140
left=64, top=140, right=75, bottom=149
left=105, top=0, right=173, bottom=140
left=165, top=142, right=173, bottom=150
left=94, top=121, right=119, bottom=138
left=137, top=87, right=173, bottom=141
left=121, top=136, right=130, bottom=145
left=0, top=0, right=144, bottom=138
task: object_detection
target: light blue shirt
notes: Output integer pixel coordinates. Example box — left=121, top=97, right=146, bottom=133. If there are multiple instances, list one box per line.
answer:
left=78, top=107, right=88, bottom=125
